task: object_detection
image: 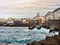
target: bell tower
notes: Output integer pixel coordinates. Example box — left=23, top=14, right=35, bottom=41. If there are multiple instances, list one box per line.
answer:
left=37, top=12, right=42, bottom=25
left=37, top=12, right=40, bottom=17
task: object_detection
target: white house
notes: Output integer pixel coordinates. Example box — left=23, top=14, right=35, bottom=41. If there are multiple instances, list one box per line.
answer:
left=53, top=8, right=60, bottom=20
left=45, top=8, right=60, bottom=21
left=45, top=11, right=54, bottom=21
left=7, top=18, right=14, bottom=25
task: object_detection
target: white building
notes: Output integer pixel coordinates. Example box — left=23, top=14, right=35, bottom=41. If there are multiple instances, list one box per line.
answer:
left=53, top=8, right=60, bottom=20
left=45, top=11, right=54, bottom=21
left=45, top=8, right=60, bottom=21
left=7, top=18, right=14, bottom=25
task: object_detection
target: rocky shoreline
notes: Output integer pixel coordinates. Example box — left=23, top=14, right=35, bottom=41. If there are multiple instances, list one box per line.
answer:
left=26, top=35, right=60, bottom=45
left=26, top=27, right=60, bottom=45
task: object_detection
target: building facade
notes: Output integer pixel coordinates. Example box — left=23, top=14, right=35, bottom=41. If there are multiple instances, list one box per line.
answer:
left=45, top=8, right=60, bottom=21
left=53, top=8, right=60, bottom=20
left=45, top=11, right=54, bottom=21
left=32, top=12, right=42, bottom=25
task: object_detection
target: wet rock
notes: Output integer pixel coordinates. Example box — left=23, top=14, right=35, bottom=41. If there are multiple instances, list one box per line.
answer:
left=36, top=25, right=41, bottom=30
left=26, top=43, right=31, bottom=45
left=26, top=26, right=60, bottom=45
left=27, top=35, right=60, bottom=45
left=31, top=41, right=41, bottom=45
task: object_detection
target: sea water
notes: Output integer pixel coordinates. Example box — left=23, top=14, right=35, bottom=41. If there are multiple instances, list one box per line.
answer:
left=0, top=27, right=58, bottom=45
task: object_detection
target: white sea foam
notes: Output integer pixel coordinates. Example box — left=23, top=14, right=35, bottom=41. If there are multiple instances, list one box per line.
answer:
left=0, top=27, right=59, bottom=45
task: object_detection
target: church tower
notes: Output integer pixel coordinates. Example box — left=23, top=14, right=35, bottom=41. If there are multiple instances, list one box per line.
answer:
left=37, top=12, right=40, bottom=17
left=37, top=12, right=42, bottom=25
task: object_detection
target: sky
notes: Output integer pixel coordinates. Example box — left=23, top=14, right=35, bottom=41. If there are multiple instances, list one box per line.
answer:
left=0, top=0, right=60, bottom=18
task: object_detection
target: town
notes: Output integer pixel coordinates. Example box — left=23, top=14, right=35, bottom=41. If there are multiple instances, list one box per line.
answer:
left=0, top=8, right=60, bottom=28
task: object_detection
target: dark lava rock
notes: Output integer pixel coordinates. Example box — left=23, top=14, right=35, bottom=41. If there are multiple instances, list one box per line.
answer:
left=26, top=43, right=31, bottom=45
left=26, top=35, right=60, bottom=45
left=31, top=41, right=41, bottom=45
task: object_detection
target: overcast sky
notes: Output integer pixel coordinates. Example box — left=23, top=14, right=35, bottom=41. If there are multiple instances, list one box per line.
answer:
left=0, top=0, right=60, bottom=18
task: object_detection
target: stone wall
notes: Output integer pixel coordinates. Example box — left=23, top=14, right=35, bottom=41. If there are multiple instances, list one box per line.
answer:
left=47, top=20, right=60, bottom=28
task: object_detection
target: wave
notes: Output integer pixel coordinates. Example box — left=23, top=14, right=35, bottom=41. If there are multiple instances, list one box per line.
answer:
left=0, top=27, right=59, bottom=45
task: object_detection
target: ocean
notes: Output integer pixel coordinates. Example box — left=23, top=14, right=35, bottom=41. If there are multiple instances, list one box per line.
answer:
left=0, top=27, right=58, bottom=45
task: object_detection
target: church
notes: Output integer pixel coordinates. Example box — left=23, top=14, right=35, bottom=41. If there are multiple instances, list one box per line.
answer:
left=32, top=12, right=45, bottom=25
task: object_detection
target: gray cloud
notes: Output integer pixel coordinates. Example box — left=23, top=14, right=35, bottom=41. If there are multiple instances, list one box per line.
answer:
left=0, top=0, right=60, bottom=18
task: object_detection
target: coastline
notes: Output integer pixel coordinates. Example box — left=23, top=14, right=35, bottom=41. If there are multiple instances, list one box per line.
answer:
left=26, top=35, right=60, bottom=45
left=0, top=26, right=60, bottom=45
left=26, top=29, right=60, bottom=45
